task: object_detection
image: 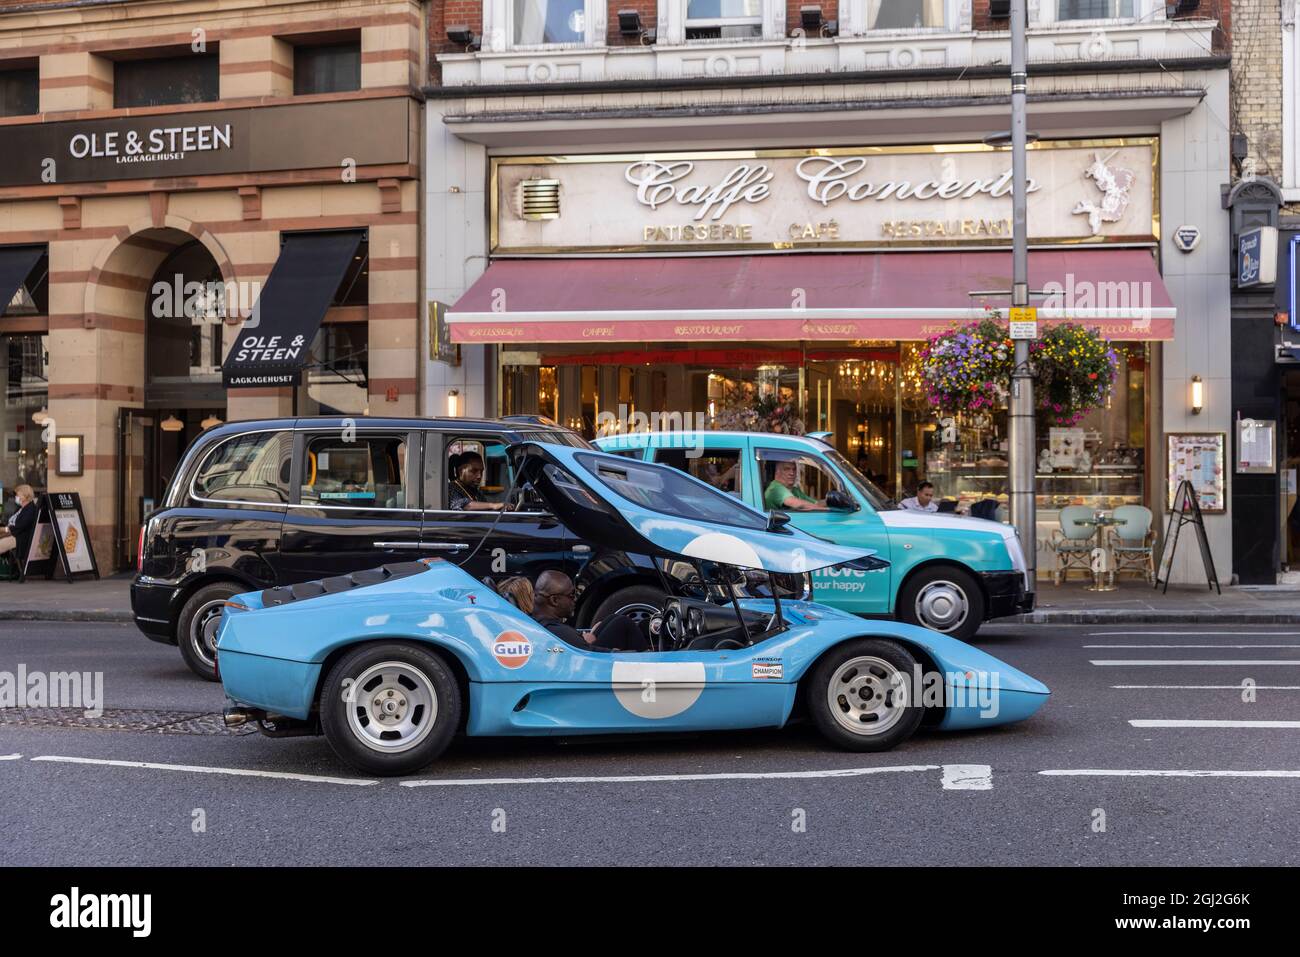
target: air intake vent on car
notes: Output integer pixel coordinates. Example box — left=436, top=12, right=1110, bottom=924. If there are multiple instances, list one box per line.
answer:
left=259, top=561, right=431, bottom=608
left=516, top=179, right=561, bottom=220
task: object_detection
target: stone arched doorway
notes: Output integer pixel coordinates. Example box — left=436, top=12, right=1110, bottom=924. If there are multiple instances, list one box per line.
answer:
left=67, top=221, right=237, bottom=568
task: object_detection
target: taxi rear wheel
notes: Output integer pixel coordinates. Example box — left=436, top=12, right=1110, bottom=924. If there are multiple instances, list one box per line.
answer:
left=320, top=643, right=460, bottom=776
left=808, top=638, right=924, bottom=752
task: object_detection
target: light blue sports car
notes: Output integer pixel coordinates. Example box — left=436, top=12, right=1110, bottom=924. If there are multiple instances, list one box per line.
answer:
left=216, top=442, right=1049, bottom=775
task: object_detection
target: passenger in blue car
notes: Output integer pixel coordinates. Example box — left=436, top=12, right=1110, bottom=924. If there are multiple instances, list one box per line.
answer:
left=533, top=570, right=648, bottom=652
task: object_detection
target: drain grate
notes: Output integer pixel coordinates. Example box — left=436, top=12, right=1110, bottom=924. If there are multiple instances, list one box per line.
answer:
left=0, top=707, right=256, bottom=736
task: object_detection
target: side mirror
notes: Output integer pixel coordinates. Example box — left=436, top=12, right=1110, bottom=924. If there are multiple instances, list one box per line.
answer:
left=825, top=490, right=859, bottom=512
left=767, top=510, right=792, bottom=532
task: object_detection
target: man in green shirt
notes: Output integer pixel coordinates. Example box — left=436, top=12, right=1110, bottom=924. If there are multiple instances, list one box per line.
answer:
left=764, top=459, right=827, bottom=511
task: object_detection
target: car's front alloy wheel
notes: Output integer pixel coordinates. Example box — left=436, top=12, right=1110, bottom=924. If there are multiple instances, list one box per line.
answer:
left=320, top=643, right=460, bottom=776
left=808, top=638, right=925, bottom=752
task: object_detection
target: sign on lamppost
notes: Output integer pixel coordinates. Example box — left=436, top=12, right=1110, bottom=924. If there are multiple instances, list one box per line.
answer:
left=1009, top=306, right=1038, bottom=340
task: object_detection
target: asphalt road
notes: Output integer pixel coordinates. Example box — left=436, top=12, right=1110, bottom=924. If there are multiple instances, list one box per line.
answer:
left=1, top=619, right=1297, bottom=866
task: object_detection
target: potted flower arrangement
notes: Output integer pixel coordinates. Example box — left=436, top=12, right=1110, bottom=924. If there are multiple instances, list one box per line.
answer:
left=711, top=379, right=806, bottom=434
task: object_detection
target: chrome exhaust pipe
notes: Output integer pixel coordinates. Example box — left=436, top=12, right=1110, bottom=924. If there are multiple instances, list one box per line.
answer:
left=223, top=707, right=259, bottom=727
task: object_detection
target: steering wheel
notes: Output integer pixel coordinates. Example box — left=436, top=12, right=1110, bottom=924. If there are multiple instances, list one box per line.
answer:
left=662, top=599, right=684, bottom=649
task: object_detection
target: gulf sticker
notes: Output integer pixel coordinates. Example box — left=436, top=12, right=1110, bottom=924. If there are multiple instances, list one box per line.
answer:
left=492, top=630, right=533, bottom=669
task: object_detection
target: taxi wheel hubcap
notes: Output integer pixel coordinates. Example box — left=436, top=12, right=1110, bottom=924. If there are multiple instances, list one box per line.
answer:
left=191, top=601, right=225, bottom=667
left=345, top=661, right=437, bottom=754
left=827, top=656, right=908, bottom=736
left=915, top=581, right=968, bottom=632
left=614, top=602, right=659, bottom=624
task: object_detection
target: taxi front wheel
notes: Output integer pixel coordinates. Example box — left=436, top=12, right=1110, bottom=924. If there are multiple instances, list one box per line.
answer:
left=320, top=643, right=461, bottom=776
left=898, top=566, right=984, bottom=640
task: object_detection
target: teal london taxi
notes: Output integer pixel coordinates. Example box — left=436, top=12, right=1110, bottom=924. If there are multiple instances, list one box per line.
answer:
left=596, top=431, right=1033, bottom=640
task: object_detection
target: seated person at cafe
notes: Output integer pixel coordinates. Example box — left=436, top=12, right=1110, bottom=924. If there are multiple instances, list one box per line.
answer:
left=763, top=459, right=827, bottom=512
left=899, top=481, right=939, bottom=512
left=532, top=570, right=648, bottom=652
left=0, top=484, right=37, bottom=559
left=448, top=451, right=506, bottom=511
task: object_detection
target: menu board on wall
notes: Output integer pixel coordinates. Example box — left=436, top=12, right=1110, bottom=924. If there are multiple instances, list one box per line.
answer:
left=1166, top=433, right=1226, bottom=513
left=1236, top=418, right=1276, bottom=474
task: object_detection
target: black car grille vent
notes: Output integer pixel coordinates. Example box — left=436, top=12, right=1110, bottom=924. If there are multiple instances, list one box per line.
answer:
left=259, top=560, right=433, bottom=608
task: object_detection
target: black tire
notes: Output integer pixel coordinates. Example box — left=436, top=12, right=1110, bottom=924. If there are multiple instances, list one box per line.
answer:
left=320, top=642, right=461, bottom=776
left=897, top=565, right=985, bottom=640
left=587, top=584, right=666, bottom=628
left=177, top=582, right=242, bottom=681
left=807, top=638, right=925, bottom=752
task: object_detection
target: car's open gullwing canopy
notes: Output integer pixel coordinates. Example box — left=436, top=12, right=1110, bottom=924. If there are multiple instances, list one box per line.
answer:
left=510, top=442, right=882, bottom=575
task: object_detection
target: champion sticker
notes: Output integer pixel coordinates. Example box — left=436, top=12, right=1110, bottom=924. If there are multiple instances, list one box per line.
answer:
left=492, top=631, right=533, bottom=669
left=752, top=658, right=784, bottom=680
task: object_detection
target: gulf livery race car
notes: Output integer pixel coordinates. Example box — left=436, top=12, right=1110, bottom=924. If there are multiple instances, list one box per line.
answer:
left=216, top=442, right=1049, bottom=776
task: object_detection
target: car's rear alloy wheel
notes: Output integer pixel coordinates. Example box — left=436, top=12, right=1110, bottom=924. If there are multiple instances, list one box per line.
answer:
left=321, top=643, right=460, bottom=776
left=808, top=638, right=924, bottom=752
left=899, top=567, right=985, bottom=640
left=177, top=582, right=241, bottom=682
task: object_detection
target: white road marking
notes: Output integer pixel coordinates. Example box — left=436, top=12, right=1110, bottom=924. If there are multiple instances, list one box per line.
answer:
left=1112, top=685, right=1300, bottom=690
left=1041, top=769, right=1300, bottom=779
left=1085, top=644, right=1300, bottom=649
left=1087, top=631, right=1300, bottom=637
left=402, top=763, right=988, bottom=789
left=30, top=755, right=377, bottom=786
left=940, top=764, right=993, bottom=790
left=0, top=754, right=21, bottom=761
left=1128, top=719, right=1300, bottom=729
left=1090, top=660, right=1300, bottom=666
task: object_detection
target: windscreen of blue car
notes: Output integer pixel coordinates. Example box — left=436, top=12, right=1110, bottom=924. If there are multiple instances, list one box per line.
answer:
left=576, top=452, right=768, bottom=531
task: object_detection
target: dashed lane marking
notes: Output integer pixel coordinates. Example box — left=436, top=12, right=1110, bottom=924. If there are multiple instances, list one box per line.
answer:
left=1087, top=631, right=1300, bottom=637
left=1090, top=660, right=1300, bottom=666
left=0, top=753, right=20, bottom=760
left=402, top=764, right=993, bottom=790
left=1085, top=644, right=1300, bottom=649
left=1112, top=685, right=1300, bottom=690
left=30, top=755, right=378, bottom=786
left=1128, top=719, right=1300, bottom=729
left=1041, top=769, right=1300, bottom=779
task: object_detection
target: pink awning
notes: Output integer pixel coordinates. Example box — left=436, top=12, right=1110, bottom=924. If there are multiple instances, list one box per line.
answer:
left=447, top=249, right=1175, bottom=344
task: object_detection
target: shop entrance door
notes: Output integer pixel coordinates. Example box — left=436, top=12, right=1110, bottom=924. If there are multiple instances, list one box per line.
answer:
left=117, top=408, right=159, bottom=569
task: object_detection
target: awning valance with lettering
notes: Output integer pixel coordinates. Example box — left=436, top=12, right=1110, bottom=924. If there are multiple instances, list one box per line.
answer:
left=447, top=249, right=1174, bottom=344
left=222, top=230, right=364, bottom=388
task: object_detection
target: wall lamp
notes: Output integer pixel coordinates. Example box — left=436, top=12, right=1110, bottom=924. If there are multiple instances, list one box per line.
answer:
left=447, top=388, right=460, bottom=417
left=1190, top=375, right=1204, bottom=415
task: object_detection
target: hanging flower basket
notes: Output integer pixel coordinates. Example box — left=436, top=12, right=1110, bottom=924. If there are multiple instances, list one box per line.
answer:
left=1030, top=323, right=1120, bottom=427
left=919, top=318, right=1118, bottom=426
left=918, top=318, right=1014, bottom=414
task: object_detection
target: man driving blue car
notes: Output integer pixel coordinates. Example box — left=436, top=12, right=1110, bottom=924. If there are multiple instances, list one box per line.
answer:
left=532, top=570, right=647, bottom=652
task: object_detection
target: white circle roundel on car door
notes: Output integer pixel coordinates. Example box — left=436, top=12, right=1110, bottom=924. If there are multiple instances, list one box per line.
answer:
left=681, top=532, right=763, bottom=570
left=611, top=662, right=707, bottom=719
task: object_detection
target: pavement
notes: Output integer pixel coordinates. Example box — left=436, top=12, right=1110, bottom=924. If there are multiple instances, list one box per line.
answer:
left=5, top=572, right=1300, bottom=625
left=2, top=619, right=1298, bottom=866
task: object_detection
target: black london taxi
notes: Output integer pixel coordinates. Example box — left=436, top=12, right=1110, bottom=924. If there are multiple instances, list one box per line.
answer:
left=133, top=416, right=754, bottom=680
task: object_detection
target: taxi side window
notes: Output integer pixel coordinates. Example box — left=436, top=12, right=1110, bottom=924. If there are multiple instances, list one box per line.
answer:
left=446, top=438, right=511, bottom=509
left=755, top=449, right=844, bottom=511
left=653, top=448, right=743, bottom=497
left=300, top=434, right=410, bottom=509
left=192, top=431, right=293, bottom=504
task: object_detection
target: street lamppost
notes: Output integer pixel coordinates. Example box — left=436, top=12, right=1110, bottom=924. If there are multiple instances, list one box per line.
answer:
left=1008, top=0, right=1036, bottom=591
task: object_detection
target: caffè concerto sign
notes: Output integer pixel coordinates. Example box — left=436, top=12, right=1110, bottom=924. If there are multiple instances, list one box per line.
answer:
left=492, top=140, right=1157, bottom=253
